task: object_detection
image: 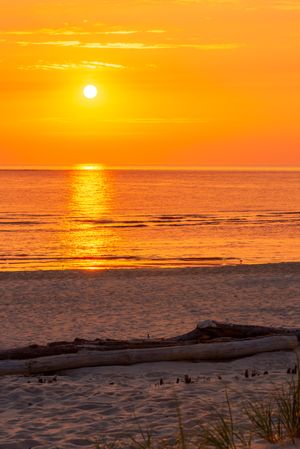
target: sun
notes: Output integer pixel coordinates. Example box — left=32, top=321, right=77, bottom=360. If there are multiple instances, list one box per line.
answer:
left=74, top=164, right=104, bottom=171
left=83, top=84, right=98, bottom=99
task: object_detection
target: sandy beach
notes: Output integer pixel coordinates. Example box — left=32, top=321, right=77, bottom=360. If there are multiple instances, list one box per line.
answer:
left=0, top=263, right=299, bottom=448
left=1, top=263, right=300, bottom=349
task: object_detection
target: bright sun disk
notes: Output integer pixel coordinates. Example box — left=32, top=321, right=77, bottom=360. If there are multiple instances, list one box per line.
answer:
left=76, top=164, right=104, bottom=171
left=83, top=84, right=98, bottom=99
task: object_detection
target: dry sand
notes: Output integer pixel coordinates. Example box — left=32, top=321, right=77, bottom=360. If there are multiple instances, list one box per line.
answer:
left=0, top=263, right=300, bottom=449
left=1, top=352, right=300, bottom=449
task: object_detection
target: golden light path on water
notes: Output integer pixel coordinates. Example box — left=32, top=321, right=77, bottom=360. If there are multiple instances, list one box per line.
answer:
left=63, top=167, right=119, bottom=270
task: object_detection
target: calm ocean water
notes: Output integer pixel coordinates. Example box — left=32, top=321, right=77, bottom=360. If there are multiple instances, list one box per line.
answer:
left=0, top=169, right=299, bottom=271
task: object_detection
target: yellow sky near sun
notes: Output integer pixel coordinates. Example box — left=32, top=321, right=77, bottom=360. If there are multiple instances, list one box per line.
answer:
left=0, top=0, right=300, bottom=166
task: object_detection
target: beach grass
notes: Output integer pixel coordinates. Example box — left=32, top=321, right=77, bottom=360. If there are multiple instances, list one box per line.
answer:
left=275, top=364, right=300, bottom=442
left=92, top=364, right=300, bottom=449
left=245, top=400, right=283, bottom=444
left=199, top=390, right=252, bottom=449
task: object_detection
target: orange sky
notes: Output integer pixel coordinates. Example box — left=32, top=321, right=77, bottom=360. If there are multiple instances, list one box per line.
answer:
left=1, top=0, right=300, bottom=167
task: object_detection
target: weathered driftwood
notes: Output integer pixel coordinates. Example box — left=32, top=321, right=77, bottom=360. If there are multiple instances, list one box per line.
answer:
left=1, top=320, right=300, bottom=361
left=175, top=320, right=300, bottom=342
left=0, top=335, right=298, bottom=376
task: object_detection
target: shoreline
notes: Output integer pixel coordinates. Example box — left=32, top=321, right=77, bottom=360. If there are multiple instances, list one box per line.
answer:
left=0, top=260, right=299, bottom=278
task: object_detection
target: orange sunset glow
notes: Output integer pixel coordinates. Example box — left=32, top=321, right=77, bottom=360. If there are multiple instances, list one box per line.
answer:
left=1, top=0, right=299, bottom=167
left=1, top=3, right=300, bottom=446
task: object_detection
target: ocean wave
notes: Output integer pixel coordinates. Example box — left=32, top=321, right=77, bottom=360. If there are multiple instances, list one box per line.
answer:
left=0, top=221, right=43, bottom=225
left=1, top=210, right=299, bottom=232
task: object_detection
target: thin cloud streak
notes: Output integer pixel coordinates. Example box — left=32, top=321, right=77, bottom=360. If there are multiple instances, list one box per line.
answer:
left=272, top=0, right=300, bottom=10
left=100, top=30, right=138, bottom=35
left=18, top=60, right=126, bottom=71
left=1, top=28, right=165, bottom=37
left=17, top=40, right=81, bottom=47
left=146, top=29, right=166, bottom=33
left=17, top=40, right=243, bottom=50
left=123, top=117, right=207, bottom=124
left=139, top=0, right=300, bottom=8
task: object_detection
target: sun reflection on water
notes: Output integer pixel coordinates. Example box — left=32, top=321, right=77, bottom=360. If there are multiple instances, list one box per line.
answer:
left=64, top=169, right=118, bottom=269
left=71, top=168, right=108, bottom=218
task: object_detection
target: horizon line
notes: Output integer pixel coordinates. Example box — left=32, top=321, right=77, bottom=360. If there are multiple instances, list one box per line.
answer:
left=0, top=164, right=300, bottom=172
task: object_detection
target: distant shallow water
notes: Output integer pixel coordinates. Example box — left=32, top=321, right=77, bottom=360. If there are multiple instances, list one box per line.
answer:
left=0, top=169, right=299, bottom=270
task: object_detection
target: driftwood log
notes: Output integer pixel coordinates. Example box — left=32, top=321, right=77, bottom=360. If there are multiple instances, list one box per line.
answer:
left=1, top=320, right=300, bottom=361
left=0, top=335, right=298, bottom=376
left=0, top=321, right=299, bottom=376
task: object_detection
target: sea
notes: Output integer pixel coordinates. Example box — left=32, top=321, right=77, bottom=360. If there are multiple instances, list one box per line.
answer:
left=0, top=168, right=299, bottom=271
